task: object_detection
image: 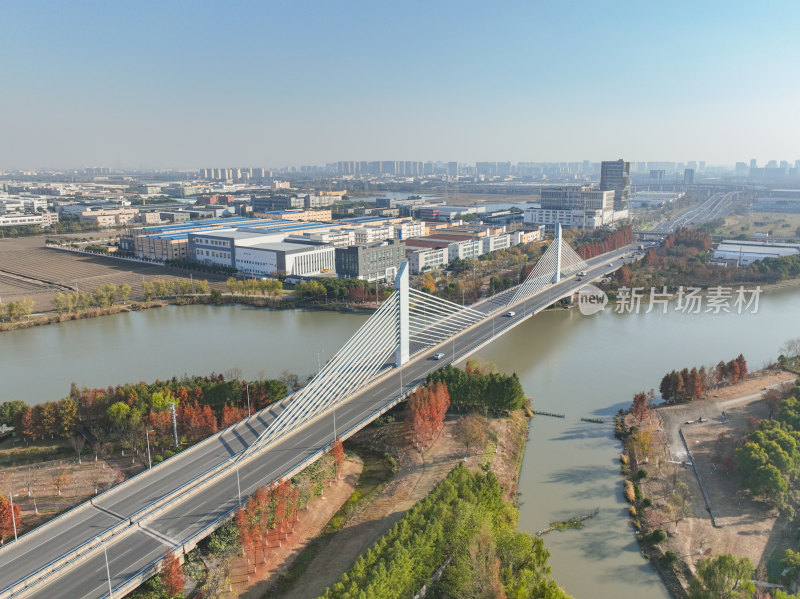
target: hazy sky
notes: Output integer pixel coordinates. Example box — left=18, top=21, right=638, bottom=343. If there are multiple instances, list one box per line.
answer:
left=1, top=0, right=798, bottom=169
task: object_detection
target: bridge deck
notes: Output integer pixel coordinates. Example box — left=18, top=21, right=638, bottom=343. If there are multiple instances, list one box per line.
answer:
left=0, top=245, right=636, bottom=599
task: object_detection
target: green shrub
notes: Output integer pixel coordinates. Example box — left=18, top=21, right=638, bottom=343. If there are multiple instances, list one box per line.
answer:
left=636, top=469, right=648, bottom=479
left=641, top=497, right=653, bottom=508
left=664, top=550, right=678, bottom=563
left=648, top=529, right=667, bottom=544
left=633, top=483, right=642, bottom=501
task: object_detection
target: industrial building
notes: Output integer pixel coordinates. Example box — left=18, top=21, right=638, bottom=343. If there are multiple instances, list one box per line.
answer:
left=713, top=240, right=800, bottom=266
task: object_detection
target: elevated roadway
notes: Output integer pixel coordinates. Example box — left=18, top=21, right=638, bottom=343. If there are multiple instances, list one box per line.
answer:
left=0, top=245, right=636, bottom=599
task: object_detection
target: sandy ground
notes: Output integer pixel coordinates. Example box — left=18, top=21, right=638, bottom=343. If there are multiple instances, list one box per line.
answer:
left=639, top=369, right=798, bottom=580
left=226, top=458, right=364, bottom=599
left=0, top=235, right=227, bottom=307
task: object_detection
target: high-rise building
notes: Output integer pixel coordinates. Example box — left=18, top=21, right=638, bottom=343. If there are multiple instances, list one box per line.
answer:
left=447, top=162, right=459, bottom=178
left=600, top=159, right=630, bottom=211
left=735, top=162, right=748, bottom=177
left=684, top=169, right=695, bottom=185
left=750, top=159, right=758, bottom=170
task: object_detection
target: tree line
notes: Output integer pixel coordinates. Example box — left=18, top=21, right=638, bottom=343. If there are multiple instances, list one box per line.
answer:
left=226, top=277, right=283, bottom=297
left=53, top=283, right=131, bottom=312
left=320, top=464, right=568, bottom=599
left=142, top=278, right=210, bottom=300
left=659, top=355, right=747, bottom=403
left=575, top=225, right=633, bottom=259
left=0, top=298, right=35, bottom=322
left=426, top=361, right=526, bottom=413
left=2, top=374, right=288, bottom=453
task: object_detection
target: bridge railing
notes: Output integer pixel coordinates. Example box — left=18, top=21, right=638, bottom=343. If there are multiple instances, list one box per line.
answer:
left=99, top=380, right=428, bottom=599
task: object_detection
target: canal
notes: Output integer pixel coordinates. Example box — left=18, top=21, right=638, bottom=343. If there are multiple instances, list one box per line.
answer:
left=2, top=286, right=800, bottom=597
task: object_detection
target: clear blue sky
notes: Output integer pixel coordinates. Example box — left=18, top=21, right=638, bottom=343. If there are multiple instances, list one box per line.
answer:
left=1, top=0, right=798, bottom=169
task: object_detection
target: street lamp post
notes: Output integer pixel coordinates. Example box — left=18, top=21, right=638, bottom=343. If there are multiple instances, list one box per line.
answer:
left=245, top=382, right=251, bottom=417
left=145, top=429, right=154, bottom=470
left=9, top=493, right=17, bottom=541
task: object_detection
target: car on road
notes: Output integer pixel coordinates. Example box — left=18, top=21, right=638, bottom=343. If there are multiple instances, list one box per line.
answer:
left=433, top=352, right=445, bottom=360
left=608, top=262, right=614, bottom=266
left=578, top=271, right=587, bottom=276
left=576, top=277, right=583, bottom=281
left=506, top=311, right=516, bottom=317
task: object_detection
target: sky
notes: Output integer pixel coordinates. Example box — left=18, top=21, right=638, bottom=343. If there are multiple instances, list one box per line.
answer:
left=1, top=0, right=798, bottom=170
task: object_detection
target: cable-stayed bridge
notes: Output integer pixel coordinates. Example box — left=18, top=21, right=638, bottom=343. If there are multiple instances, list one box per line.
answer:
left=0, top=226, right=633, bottom=599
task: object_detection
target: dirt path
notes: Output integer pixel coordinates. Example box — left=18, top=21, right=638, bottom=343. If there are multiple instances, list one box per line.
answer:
left=226, top=458, right=364, bottom=599
left=639, top=369, right=798, bottom=581
left=659, top=370, right=796, bottom=461
left=279, top=417, right=475, bottom=599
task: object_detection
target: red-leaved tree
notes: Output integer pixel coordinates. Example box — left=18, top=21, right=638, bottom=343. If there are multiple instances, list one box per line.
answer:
left=160, top=550, right=185, bottom=598
left=0, top=495, right=21, bottom=544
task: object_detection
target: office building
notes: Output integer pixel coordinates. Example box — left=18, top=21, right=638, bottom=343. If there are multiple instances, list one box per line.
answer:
left=334, top=240, right=406, bottom=282
left=600, top=159, right=630, bottom=210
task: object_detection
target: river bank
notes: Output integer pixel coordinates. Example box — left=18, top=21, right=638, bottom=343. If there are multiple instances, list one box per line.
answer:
left=616, top=367, right=799, bottom=598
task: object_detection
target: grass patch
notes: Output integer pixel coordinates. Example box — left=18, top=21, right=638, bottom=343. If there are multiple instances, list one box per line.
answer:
left=0, top=441, right=70, bottom=467
left=549, top=519, right=585, bottom=531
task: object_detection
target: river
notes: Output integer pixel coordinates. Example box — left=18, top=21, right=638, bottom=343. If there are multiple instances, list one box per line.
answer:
left=2, top=287, right=800, bottom=597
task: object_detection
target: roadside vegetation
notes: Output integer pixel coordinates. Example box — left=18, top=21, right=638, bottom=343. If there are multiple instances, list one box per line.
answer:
left=604, top=227, right=800, bottom=292
left=320, top=464, right=569, bottom=599
left=616, top=341, right=800, bottom=599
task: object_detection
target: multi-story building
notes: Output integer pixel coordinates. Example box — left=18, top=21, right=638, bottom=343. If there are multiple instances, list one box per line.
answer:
left=0, top=212, right=58, bottom=228
left=392, top=220, right=426, bottom=240
left=523, top=208, right=605, bottom=230
left=540, top=186, right=613, bottom=211
left=79, top=207, right=139, bottom=227
left=481, top=233, right=511, bottom=253
left=406, top=246, right=449, bottom=274
left=349, top=224, right=393, bottom=245
left=235, top=241, right=335, bottom=277
left=334, top=240, right=406, bottom=281
left=600, top=159, right=631, bottom=210
left=252, top=194, right=305, bottom=212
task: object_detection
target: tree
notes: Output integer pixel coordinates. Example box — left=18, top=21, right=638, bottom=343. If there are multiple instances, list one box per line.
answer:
left=764, top=388, right=784, bottom=420
left=54, top=471, right=71, bottom=496
left=0, top=494, right=21, bottom=543
left=688, top=553, right=755, bottom=599
left=68, top=435, right=86, bottom=464
left=454, top=415, right=488, bottom=456
left=631, top=392, right=649, bottom=423
left=160, top=550, right=186, bottom=598
left=0, top=400, right=26, bottom=427
left=780, top=549, right=800, bottom=586
left=58, top=398, right=78, bottom=438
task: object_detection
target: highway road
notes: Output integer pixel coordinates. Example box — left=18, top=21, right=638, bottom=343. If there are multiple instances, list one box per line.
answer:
left=645, top=192, right=737, bottom=235
left=0, top=244, right=635, bottom=599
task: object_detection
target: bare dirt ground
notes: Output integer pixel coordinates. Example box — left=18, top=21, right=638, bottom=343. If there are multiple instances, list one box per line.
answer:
left=0, top=236, right=227, bottom=308
left=639, top=369, right=798, bottom=581
left=226, top=458, right=364, bottom=599
left=0, top=442, right=146, bottom=534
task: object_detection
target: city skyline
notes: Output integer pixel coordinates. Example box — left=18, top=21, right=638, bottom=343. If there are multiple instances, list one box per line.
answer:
left=1, top=0, right=798, bottom=169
